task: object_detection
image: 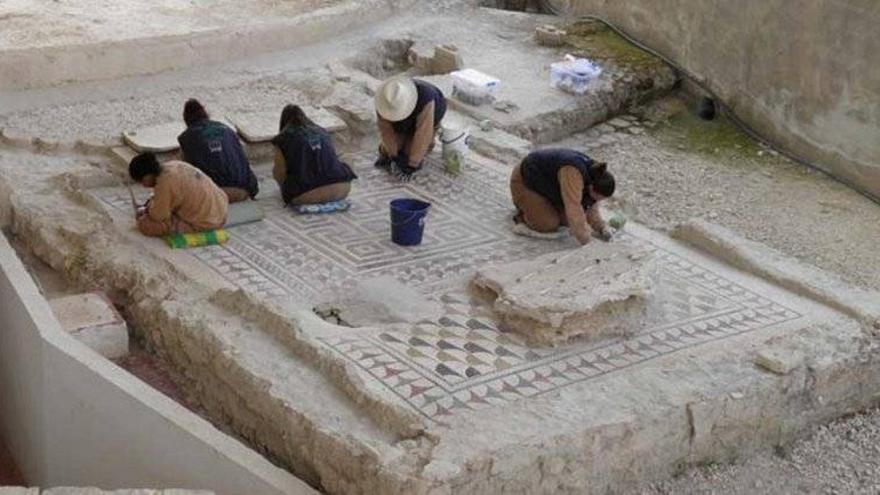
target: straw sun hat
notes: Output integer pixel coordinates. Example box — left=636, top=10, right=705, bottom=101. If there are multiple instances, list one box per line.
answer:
left=375, top=77, right=418, bottom=122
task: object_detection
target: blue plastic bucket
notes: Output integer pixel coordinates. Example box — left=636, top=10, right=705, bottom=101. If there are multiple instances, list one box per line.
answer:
left=390, top=198, right=431, bottom=246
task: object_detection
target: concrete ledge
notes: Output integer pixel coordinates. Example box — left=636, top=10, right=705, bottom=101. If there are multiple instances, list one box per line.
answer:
left=672, top=219, right=880, bottom=327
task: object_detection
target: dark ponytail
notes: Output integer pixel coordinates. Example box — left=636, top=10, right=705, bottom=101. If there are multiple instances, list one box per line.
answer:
left=279, top=104, right=319, bottom=133
left=591, top=162, right=616, bottom=198
left=183, top=98, right=209, bottom=127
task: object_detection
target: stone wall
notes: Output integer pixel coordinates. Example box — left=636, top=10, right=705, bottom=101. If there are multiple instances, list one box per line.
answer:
left=551, top=0, right=880, bottom=200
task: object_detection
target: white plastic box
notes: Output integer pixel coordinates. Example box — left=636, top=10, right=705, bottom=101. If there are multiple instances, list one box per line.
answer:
left=550, top=55, right=602, bottom=95
left=451, top=69, right=500, bottom=106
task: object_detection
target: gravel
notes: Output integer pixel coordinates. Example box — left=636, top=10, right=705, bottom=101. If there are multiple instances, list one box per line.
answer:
left=556, top=95, right=880, bottom=291
left=554, top=94, right=880, bottom=493
left=634, top=408, right=880, bottom=494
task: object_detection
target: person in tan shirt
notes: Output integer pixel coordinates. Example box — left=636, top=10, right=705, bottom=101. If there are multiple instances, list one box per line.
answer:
left=374, top=77, right=447, bottom=180
left=510, top=148, right=616, bottom=245
left=128, top=152, right=228, bottom=237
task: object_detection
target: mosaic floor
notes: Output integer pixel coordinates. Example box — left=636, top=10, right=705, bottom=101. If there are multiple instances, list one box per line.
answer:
left=93, top=151, right=566, bottom=300
left=320, top=235, right=803, bottom=421
left=91, top=151, right=809, bottom=423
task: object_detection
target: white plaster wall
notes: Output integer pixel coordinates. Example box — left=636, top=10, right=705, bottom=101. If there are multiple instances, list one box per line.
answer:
left=0, top=234, right=315, bottom=495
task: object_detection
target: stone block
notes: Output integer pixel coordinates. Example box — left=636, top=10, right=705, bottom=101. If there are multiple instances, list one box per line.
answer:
left=49, top=292, right=129, bottom=359
left=111, top=145, right=138, bottom=168
left=433, top=44, right=464, bottom=74
left=122, top=122, right=185, bottom=153
left=473, top=240, right=658, bottom=345
left=228, top=107, right=347, bottom=143
left=406, top=43, right=435, bottom=73
left=535, top=25, right=567, bottom=47
left=755, top=347, right=804, bottom=375
left=607, top=117, right=631, bottom=129
left=467, top=124, right=532, bottom=163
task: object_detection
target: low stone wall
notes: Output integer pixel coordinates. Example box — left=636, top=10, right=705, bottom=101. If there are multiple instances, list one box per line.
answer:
left=550, top=0, right=880, bottom=201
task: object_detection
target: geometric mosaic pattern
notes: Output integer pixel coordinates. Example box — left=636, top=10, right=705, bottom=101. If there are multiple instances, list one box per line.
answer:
left=91, top=150, right=803, bottom=423
left=321, top=239, right=802, bottom=422
left=91, top=151, right=567, bottom=300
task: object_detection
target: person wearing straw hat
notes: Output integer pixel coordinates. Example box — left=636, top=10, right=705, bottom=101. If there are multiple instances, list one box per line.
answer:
left=374, top=76, right=447, bottom=180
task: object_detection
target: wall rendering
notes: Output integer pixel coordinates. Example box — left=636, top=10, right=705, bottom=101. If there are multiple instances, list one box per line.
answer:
left=552, top=0, right=880, bottom=200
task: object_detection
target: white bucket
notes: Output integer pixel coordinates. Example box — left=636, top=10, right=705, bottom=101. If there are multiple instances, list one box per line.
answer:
left=440, top=124, right=470, bottom=176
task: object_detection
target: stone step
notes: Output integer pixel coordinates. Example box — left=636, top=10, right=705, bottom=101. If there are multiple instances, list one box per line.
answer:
left=48, top=292, right=129, bottom=359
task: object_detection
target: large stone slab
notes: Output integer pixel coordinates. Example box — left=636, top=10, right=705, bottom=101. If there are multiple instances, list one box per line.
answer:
left=49, top=292, right=129, bottom=359
left=122, top=119, right=237, bottom=153
left=474, top=240, right=658, bottom=345
left=122, top=122, right=185, bottom=153
left=228, top=107, right=347, bottom=144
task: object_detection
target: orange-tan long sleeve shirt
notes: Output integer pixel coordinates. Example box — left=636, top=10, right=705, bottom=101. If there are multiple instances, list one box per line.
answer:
left=147, top=161, right=228, bottom=230
left=558, top=166, right=608, bottom=245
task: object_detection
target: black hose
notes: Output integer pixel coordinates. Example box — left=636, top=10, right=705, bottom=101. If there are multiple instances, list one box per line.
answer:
left=536, top=3, right=878, bottom=203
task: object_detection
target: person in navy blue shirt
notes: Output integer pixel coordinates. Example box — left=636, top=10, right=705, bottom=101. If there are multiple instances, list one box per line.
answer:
left=271, top=105, right=357, bottom=205
left=511, top=148, right=616, bottom=245
left=177, top=99, right=258, bottom=203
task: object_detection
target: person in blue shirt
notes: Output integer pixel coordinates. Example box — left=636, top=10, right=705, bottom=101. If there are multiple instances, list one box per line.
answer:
left=271, top=104, right=357, bottom=205
left=177, top=99, right=258, bottom=203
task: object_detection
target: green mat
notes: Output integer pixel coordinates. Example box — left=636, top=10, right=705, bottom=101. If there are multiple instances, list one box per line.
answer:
left=165, top=230, right=229, bottom=249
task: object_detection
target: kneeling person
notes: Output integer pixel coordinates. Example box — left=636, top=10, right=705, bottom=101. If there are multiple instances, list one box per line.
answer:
left=129, top=152, right=228, bottom=237
left=177, top=98, right=259, bottom=203
left=510, top=148, right=615, bottom=245
left=272, top=104, right=357, bottom=205
left=374, top=77, right=446, bottom=178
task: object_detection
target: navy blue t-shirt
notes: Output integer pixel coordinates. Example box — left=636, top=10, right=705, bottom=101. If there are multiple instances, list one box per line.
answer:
left=178, top=119, right=259, bottom=198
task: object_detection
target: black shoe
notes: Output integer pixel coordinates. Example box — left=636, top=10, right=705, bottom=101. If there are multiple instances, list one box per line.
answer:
left=374, top=155, right=392, bottom=171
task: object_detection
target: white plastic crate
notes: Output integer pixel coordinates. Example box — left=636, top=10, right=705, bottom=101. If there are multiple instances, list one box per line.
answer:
left=451, top=68, right=500, bottom=106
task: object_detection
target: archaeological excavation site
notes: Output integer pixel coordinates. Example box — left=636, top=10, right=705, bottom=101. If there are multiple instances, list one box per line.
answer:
left=1, top=0, right=879, bottom=494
